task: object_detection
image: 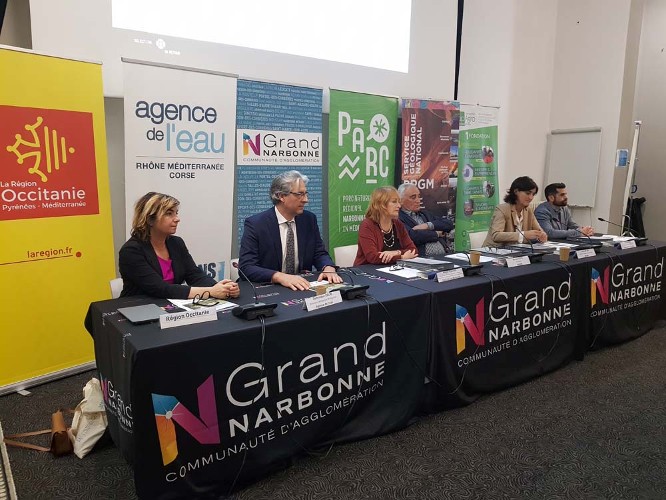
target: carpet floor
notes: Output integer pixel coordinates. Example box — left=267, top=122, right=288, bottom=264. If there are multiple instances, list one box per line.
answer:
left=1, top=324, right=665, bottom=499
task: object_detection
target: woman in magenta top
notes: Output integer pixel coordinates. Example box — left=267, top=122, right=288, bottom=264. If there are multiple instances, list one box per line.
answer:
left=118, top=192, right=240, bottom=300
left=354, top=186, right=418, bottom=266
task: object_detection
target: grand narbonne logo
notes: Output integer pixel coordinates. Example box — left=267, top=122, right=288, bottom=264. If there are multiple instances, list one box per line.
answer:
left=455, top=298, right=485, bottom=354
left=591, top=266, right=610, bottom=307
left=152, top=376, right=219, bottom=466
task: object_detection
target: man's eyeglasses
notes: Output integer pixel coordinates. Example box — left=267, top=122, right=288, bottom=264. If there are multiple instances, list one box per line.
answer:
left=192, top=291, right=220, bottom=308
left=289, top=191, right=309, bottom=199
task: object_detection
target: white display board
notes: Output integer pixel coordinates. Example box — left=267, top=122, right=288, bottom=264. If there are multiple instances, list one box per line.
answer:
left=545, top=127, right=602, bottom=208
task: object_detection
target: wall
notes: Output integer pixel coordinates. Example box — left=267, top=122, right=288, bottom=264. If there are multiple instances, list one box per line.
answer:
left=460, top=0, right=644, bottom=237
left=631, top=0, right=666, bottom=239
left=29, top=0, right=458, bottom=101
left=609, top=0, right=644, bottom=232
left=8, top=1, right=658, bottom=245
left=549, top=0, right=634, bottom=230
left=104, top=97, right=125, bottom=272
left=0, top=0, right=30, bottom=48
left=458, top=0, right=558, bottom=196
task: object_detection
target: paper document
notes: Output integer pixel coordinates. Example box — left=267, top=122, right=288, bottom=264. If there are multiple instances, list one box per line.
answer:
left=308, top=281, right=348, bottom=293
left=168, top=298, right=236, bottom=312
left=376, top=266, right=422, bottom=278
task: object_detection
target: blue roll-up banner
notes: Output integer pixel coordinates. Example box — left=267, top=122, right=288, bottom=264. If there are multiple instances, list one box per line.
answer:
left=235, top=80, right=323, bottom=246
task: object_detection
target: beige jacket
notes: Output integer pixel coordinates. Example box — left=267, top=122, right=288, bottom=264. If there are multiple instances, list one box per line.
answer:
left=482, top=203, right=543, bottom=247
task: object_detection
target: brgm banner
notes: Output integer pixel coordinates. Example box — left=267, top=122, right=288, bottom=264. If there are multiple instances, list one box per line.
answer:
left=455, top=105, right=500, bottom=251
left=401, top=100, right=459, bottom=220
left=235, top=80, right=323, bottom=246
left=0, top=48, right=114, bottom=388
left=123, top=61, right=237, bottom=279
left=328, top=90, right=398, bottom=251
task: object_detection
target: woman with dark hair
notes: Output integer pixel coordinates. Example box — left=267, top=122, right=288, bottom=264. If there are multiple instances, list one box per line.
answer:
left=482, top=176, right=547, bottom=247
left=354, top=186, right=418, bottom=265
left=119, top=192, right=240, bottom=299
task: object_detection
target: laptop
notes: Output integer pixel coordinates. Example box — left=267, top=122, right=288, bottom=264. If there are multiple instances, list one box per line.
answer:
left=117, top=304, right=165, bottom=325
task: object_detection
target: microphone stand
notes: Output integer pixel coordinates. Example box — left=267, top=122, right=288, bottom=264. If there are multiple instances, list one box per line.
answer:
left=514, top=224, right=545, bottom=263
left=332, top=269, right=369, bottom=300
left=570, top=228, right=602, bottom=253
left=597, top=217, right=639, bottom=237
left=232, top=262, right=278, bottom=320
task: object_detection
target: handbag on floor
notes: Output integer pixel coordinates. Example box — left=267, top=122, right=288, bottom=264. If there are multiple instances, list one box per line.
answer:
left=3, top=410, right=73, bottom=457
left=68, top=377, right=108, bottom=459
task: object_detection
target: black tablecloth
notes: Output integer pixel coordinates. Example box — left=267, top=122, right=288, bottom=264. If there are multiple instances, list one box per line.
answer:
left=584, top=242, right=666, bottom=348
left=353, top=255, right=588, bottom=410
left=85, top=278, right=430, bottom=499
left=355, top=241, right=666, bottom=410
left=84, top=242, right=666, bottom=498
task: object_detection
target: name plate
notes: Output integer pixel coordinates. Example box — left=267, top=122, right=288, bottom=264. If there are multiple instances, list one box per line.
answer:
left=436, top=268, right=465, bottom=282
left=160, top=307, right=217, bottom=329
left=575, top=248, right=596, bottom=259
left=618, top=240, right=637, bottom=250
left=305, top=290, right=342, bottom=312
left=506, top=256, right=531, bottom=268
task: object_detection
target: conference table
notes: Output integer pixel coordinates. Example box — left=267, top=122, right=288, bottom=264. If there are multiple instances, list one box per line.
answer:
left=85, top=240, right=666, bottom=499
left=376, top=241, right=666, bottom=410
left=85, top=275, right=430, bottom=499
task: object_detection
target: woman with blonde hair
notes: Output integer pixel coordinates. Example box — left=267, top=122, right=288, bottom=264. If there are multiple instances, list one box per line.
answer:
left=354, top=186, right=417, bottom=265
left=119, top=192, right=240, bottom=299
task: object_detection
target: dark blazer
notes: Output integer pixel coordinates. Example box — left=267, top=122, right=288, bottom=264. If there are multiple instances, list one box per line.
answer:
left=239, top=208, right=335, bottom=283
left=398, top=209, right=454, bottom=256
left=118, top=236, right=215, bottom=299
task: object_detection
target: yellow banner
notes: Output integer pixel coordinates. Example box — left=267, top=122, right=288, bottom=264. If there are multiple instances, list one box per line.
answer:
left=0, top=48, right=115, bottom=388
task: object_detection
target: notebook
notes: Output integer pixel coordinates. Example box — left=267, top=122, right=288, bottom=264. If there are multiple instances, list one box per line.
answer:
left=117, top=304, right=165, bottom=325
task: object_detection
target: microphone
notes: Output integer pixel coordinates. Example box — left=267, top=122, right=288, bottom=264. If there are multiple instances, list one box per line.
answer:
left=329, top=269, right=369, bottom=300
left=459, top=251, right=484, bottom=275
left=572, top=227, right=593, bottom=242
left=514, top=224, right=544, bottom=262
left=231, top=262, right=278, bottom=320
left=333, top=268, right=356, bottom=285
left=597, top=217, right=640, bottom=237
left=570, top=228, right=602, bottom=254
left=514, top=223, right=535, bottom=253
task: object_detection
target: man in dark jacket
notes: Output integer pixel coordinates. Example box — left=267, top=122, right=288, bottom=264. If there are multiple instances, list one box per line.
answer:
left=398, top=183, right=454, bottom=256
left=239, top=170, right=342, bottom=290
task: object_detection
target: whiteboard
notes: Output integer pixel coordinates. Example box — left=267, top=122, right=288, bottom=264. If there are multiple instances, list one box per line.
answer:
left=545, top=127, right=602, bottom=207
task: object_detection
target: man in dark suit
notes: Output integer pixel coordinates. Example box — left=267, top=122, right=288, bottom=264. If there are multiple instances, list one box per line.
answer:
left=239, top=170, right=342, bottom=290
left=398, top=183, right=454, bottom=256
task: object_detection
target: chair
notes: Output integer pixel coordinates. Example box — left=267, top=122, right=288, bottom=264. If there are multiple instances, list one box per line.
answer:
left=229, top=258, right=240, bottom=281
left=468, top=231, right=488, bottom=249
left=110, top=278, right=124, bottom=299
left=333, top=244, right=358, bottom=267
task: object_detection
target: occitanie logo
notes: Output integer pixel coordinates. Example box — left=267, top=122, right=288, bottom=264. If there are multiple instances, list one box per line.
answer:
left=0, top=105, right=99, bottom=221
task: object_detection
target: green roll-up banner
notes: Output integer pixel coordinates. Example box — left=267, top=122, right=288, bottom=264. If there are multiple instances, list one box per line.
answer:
left=327, top=90, right=398, bottom=252
left=455, top=105, right=500, bottom=250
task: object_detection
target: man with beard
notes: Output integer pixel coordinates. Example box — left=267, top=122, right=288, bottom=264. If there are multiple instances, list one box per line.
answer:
left=239, top=170, right=342, bottom=290
left=535, top=182, right=595, bottom=239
